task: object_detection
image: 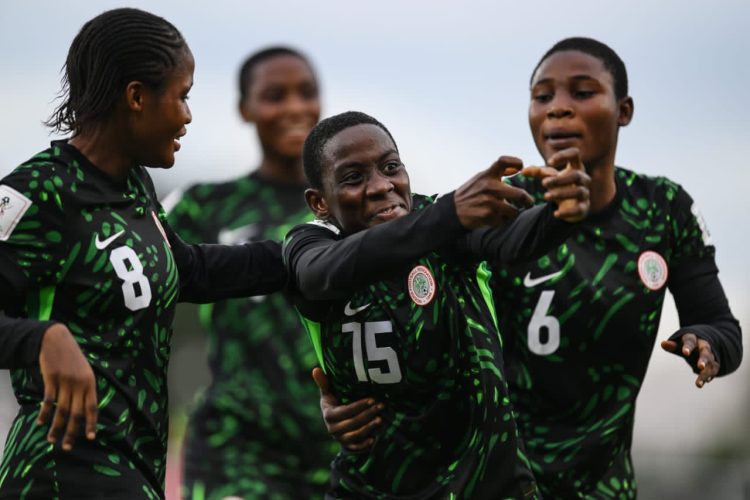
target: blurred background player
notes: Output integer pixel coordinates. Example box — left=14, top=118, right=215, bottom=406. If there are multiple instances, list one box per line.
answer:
left=0, top=8, right=285, bottom=499
left=165, top=47, right=337, bottom=499
left=285, top=110, right=591, bottom=498
left=315, top=37, right=743, bottom=499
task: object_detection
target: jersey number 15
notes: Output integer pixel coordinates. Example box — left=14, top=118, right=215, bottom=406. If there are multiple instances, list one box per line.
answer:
left=342, top=321, right=402, bottom=384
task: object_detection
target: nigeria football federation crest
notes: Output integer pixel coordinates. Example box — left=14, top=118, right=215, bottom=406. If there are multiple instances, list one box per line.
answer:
left=408, top=264, right=436, bottom=305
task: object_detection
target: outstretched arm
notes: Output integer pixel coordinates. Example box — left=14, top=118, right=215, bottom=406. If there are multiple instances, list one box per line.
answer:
left=661, top=255, right=742, bottom=386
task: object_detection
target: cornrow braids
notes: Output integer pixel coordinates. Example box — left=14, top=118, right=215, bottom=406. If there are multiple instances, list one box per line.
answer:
left=303, top=111, right=398, bottom=190
left=46, top=8, right=189, bottom=135
left=238, top=46, right=316, bottom=102
left=530, top=37, right=629, bottom=101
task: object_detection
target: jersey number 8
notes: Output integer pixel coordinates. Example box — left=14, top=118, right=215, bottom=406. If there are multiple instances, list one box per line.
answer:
left=109, top=246, right=152, bottom=311
left=342, top=321, right=402, bottom=384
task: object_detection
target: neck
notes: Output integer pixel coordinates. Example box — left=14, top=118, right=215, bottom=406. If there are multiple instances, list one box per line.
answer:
left=256, top=150, right=306, bottom=185
left=68, top=122, right=135, bottom=180
left=588, top=163, right=617, bottom=214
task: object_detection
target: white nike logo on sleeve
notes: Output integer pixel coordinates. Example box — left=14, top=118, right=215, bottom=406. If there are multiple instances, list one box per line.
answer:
left=523, top=270, right=564, bottom=288
left=94, top=230, right=125, bottom=250
left=344, top=301, right=371, bottom=316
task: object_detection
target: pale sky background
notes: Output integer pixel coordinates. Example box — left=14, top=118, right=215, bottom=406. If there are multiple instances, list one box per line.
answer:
left=1, top=0, right=748, bottom=497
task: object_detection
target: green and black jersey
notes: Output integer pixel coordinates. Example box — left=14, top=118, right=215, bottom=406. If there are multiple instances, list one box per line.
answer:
left=167, top=172, right=337, bottom=499
left=494, top=167, right=742, bottom=498
left=0, top=141, right=284, bottom=499
left=285, top=193, right=574, bottom=499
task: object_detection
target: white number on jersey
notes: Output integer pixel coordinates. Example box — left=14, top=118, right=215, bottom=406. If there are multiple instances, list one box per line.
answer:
left=342, top=321, right=402, bottom=384
left=527, top=290, right=560, bottom=355
left=110, top=246, right=152, bottom=311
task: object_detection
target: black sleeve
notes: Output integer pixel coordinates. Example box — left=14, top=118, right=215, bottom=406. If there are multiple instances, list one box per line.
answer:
left=165, top=223, right=287, bottom=304
left=667, top=255, right=742, bottom=376
left=0, top=274, right=54, bottom=368
left=461, top=203, right=575, bottom=267
left=284, top=193, right=466, bottom=300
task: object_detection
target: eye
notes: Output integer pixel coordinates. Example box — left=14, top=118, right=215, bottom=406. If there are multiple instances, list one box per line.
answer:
left=300, top=83, right=319, bottom=100
left=382, top=161, right=402, bottom=175
left=340, top=170, right=364, bottom=185
left=262, top=87, right=285, bottom=103
left=573, top=89, right=596, bottom=99
left=531, top=92, right=552, bottom=104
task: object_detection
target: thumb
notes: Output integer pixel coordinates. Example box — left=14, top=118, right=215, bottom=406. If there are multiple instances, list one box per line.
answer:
left=661, top=339, right=677, bottom=353
left=312, top=366, right=330, bottom=394
left=488, top=156, right=523, bottom=178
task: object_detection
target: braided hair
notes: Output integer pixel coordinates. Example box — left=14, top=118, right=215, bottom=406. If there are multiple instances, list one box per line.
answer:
left=46, top=8, right=189, bottom=135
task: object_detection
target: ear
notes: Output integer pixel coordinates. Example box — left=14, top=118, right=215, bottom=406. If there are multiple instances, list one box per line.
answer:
left=304, top=188, right=330, bottom=220
left=239, top=97, right=254, bottom=123
left=617, top=96, right=634, bottom=127
left=125, top=81, right=146, bottom=112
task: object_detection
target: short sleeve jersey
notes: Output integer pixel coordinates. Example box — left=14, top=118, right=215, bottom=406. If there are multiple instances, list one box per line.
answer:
left=0, top=141, right=179, bottom=498
left=287, top=195, right=537, bottom=500
left=168, top=173, right=336, bottom=497
left=494, top=167, right=715, bottom=497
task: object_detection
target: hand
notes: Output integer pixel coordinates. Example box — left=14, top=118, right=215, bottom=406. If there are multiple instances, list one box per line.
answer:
left=454, top=156, right=534, bottom=230
left=312, top=367, right=382, bottom=451
left=37, top=323, right=98, bottom=450
left=523, top=147, right=591, bottom=222
left=661, top=333, right=720, bottom=388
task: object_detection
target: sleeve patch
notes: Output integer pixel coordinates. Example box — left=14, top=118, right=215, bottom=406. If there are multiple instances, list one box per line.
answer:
left=0, top=185, right=33, bottom=241
left=690, top=202, right=712, bottom=247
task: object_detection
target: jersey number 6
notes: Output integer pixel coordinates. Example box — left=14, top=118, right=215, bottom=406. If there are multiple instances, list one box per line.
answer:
left=528, top=290, right=560, bottom=355
left=342, top=321, right=402, bottom=384
left=109, top=246, right=153, bottom=311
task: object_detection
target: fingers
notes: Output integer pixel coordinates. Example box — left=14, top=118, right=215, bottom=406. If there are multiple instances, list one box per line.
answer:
left=488, top=156, right=523, bottom=178
left=546, top=147, right=584, bottom=171
left=694, top=339, right=719, bottom=389
left=84, top=383, right=98, bottom=441
left=63, top=389, right=84, bottom=451
left=325, top=399, right=383, bottom=451
left=47, top=385, right=71, bottom=446
left=521, top=165, right=559, bottom=180
left=37, top=378, right=57, bottom=427
left=312, top=367, right=330, bottom=395
left=660, top=339, right=678, bottom=353
left=680, top=333, right=697, bottom=357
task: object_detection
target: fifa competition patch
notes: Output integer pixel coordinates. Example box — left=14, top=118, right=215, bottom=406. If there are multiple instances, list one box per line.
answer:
left=408, top=264, right=436, bottom=305
left=637, top=250, right=668, bottom=291
left=0, top=185, right=32, bottom=241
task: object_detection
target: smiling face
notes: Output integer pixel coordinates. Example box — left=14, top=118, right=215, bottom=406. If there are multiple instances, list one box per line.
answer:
left=240, top=54, right=320, bottom=159
left=529, top=50, right=632, bottom=172
left=132, top=49, right=194, bottom=168
left=307, top=123, right=411, bottom=234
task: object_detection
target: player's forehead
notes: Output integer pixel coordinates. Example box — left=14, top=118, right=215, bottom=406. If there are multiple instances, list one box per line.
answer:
left=532, top=50, right=613, bottom=88
left=322, top=124, right=397, bottom=176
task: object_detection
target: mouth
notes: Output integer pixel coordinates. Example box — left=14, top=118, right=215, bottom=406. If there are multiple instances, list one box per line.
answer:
left=174, top=131, right=187, bottom=152
left=282, top=122, right=315, bottom=138
left=370, top=203, right=408, bottom=222
left=544, top=129, right=581, bottom=149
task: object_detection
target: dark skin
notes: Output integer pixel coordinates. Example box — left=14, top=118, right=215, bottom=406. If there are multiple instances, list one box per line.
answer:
left=317, top=50, right=720, bottom=451
left=239, top=54, right=320, bottom=185
left=35, top=51, right=195, bottom=450
left=307, top=123, right=590, bottom=449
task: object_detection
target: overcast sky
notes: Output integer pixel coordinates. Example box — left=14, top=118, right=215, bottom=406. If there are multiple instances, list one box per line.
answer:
left=1, top=0, right=748, bottom=463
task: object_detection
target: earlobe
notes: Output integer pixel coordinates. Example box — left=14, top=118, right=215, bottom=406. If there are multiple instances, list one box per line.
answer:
left=304, top=188, right=329, bottom=219
left=618, top=96, right=634, bottom=127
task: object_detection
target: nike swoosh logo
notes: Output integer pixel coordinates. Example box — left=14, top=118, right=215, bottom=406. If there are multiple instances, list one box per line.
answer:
left=344, top=301, right=371, bottom=316
left=523, top=270, right=564, bottom=288
left=94, top=230, right=125, bottom=250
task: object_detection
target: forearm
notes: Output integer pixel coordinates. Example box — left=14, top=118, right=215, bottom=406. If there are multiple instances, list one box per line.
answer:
left=170, top=231, right=287, bottom=303
left=288, top=194, right=465, bottom=300
left=669, top=257, right=743, bottom=375
left=464, top=203, right=574, bottom=267
left=0, top=275, right=54, bottom=368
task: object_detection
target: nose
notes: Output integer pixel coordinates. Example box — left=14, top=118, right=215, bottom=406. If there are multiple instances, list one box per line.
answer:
left=184, top=104, right=193, bottom=124
left=285, top=93, right=316, bottom=117
left=546, top=94, right=574, bottom=119
left=365, top=170, right=394, bottom=197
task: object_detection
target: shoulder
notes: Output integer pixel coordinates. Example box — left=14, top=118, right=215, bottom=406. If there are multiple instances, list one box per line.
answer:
left=615, top=166, right=687, bottom=203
